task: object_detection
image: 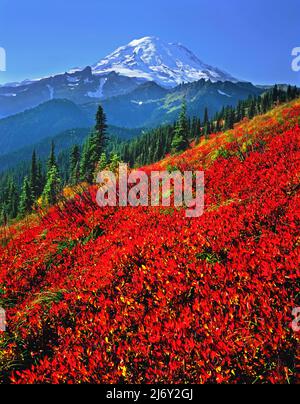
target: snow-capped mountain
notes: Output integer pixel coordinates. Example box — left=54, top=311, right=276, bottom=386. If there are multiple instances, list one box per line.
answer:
left=91, top=36, right=238, bottom=87
left=0, top=36, right=242, bottom=118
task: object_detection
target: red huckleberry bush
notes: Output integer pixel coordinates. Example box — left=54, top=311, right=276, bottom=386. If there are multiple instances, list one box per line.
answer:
left=0, top=99, right=299, bottom=384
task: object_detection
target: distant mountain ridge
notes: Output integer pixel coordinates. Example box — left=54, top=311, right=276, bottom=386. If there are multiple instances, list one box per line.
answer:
left=0, top=126, right=140, bottom=173
left=0, top=67, right=141, bottom=118
left=0, top=37, right=264, bottom=158
left=84, top=79, right=263, bottom=128
left=0, top=79, right=263, bottom=157
left=0, top=99, right=91, bottom=155
left=0, top=36, right=240, bottom=118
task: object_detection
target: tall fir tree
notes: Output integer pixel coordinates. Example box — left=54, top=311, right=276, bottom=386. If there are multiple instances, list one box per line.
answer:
left=91, top=105, right=108, bottom=166
left=37, top=160, right=45, bottom=196
left=248, top=100, right=256, bottom=119
left=29, top=150, right=40, bottom=200
left=69, top=145, right=81, bottom=185
left=109, top=153, right=121, bottom=172
left=95, top=105, right=108, bottom=145
left=47, top=141, right=57, bottom=171
left=203, top=107, right=211, bottom=138
left=272, top=85, right=279, bottom=103
left=79, top=105, right=108, bottom=183
left=79, top=138, right=94, bottom=183
left=7, top=178, right=19, bottom=219
left=41, top=165, right=62, bottom=206
left=19, top=177, right=33, bottom=216
left=171, top=101, right=189, bottom=153
left=0, top=206, right=8, bottom=227
left=42, top=142, right=62, bottom=206
left=97, top=153, right=108, bottom=171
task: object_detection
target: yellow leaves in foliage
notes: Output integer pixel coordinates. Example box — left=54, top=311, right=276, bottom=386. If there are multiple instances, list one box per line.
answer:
left=120, top=365, right=127, bottom=377
left=120, top=296, right=134, bottom=306
left=63, top=186, right=77, bottom=199
left=62, top=183, right=89, bottom=199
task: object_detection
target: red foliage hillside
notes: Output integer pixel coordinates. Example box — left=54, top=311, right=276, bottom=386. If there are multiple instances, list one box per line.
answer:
left=0, top=100, right=299, bottom=384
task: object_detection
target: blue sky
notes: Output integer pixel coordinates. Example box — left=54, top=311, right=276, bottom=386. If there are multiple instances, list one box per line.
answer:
left=0, top=0, right=299, bottom=85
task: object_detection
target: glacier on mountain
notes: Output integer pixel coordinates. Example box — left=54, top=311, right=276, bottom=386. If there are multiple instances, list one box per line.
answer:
left=1, top=36, right=238, bottom=91
left=91, top=36, right=238, bottom=87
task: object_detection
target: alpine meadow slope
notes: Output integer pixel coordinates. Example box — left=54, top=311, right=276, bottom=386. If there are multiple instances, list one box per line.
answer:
left=0, top=98, right=299, bottom=384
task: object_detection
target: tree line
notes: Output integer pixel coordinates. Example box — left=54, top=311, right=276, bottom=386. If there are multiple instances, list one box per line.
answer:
left=110, top=84, right=300, bottom=166
left=0, top=84, right=299, bottom=224
left=0, top=105, right=108, bottom=223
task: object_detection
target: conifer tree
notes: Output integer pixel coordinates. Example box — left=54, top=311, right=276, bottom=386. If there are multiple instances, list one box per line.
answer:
left=79, top=106, right=108, bottom=183
left=97, top=153, right=108, bottom=171
left=7, top=178, right=19, bottom=219
left=48, top=142, right=56, bottom=169
left=0, top=206, right=8, bottom=227
left=109, top=153, right=121, bottom=172
left=69, top=145, right=80, bottom=185
left=41, top=165, right=61, bottom=206
left=91, top=105, right=108, bottom=166
left=95, top=105, right=108, bottom=146
left=272, top=85, right=279, bottom=104
left=37, top=160, right=45, bottom=196
left=171, top=101, right=189, bottom=153
left=29, top=150, right=40, bottom=200
left=79, top=138, right=94, bottom=182
left=203, top=107, right=209, bottom=126
left=248, top=100, right=256, bottom=119
left=42, top=142, right=62, bottom=206
left=203, top=107, right=211, bottom=138
left=224, top=108, right=235, bottom=130
left=19, top=177, right=33, bottom=216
